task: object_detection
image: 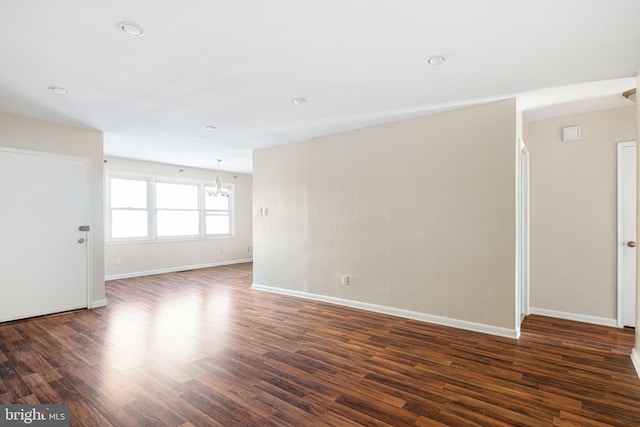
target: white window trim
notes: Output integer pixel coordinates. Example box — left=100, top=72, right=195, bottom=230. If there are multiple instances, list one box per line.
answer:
left=105, top=171, right=235, bottom=243
left=156, top=180, right=200, bottom=239
left=204, top=181, right=235, bottom=237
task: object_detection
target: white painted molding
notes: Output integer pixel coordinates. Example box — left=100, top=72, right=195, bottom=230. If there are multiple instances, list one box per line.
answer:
left=616, top=141, right=637, bottom=328
left=252, top=284, right=518, bottom=339
left=90, top=299, right=107, bottom=309
left=631, top=348, right=640, bottom=379
left=529, top=307, right=618, bottom=327
left=105, top=258, right=253, bottom=281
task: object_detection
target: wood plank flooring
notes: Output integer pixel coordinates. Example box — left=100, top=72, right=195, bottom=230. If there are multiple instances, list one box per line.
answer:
left=1, top=262, right=639, bottom=426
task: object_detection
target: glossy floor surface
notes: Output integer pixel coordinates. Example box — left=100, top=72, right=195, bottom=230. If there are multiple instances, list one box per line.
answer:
left=1, top=263, right=639, bottom=426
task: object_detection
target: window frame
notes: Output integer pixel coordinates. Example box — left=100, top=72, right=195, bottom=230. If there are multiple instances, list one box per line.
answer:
left=105, top=171, right=235, bottom=243
left=155, top=180, right=201, bottom=239
left=203, top=185, right=235, bottom=237
left=106, top=174, right=153, bottom=242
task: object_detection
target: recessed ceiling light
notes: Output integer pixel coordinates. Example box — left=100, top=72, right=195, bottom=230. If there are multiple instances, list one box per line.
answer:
left=117, top=21, right=144, bottom=37
left=204, top=125, right=217, bottom=131
left=291, top=98, right=306, bottom=105
left=48, top=86, right=68, bottom=95
left=427, top=55, right=446, bottom=65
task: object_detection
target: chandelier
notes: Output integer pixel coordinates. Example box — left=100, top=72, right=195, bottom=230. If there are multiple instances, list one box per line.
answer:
left=207, top=159, right=229, bottom=197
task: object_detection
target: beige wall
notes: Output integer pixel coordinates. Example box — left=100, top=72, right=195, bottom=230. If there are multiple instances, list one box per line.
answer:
left=254, top=99, right=519, bottom=331
left=0, top=112, right=105, bottom=305
left=529, top=106, right=637, bottom=321
left=104, top=157, right=252, bottom=278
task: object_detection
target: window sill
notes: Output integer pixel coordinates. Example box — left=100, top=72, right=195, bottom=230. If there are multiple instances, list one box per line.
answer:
left=105, top=235, right=235, bottom=246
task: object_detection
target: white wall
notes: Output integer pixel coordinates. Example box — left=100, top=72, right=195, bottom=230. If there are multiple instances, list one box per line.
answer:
left=104, top=157, right=252, bottom=279
left=254, top=99, right=519, bottom=334
left=0, top=112, right=105, bottom=306
left=529, top=106, right=637, bottom=323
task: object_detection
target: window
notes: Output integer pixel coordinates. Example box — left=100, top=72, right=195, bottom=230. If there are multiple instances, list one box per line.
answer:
left=205, top=189, right=231, bottom=235
left=110, top=177, right=149, bottom=239
left=107, top=174, right=234, bottom=241
left=156, top=182, right=199, bottom=237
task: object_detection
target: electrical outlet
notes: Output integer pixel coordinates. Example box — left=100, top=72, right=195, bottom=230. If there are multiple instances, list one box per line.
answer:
left=341, top=275, right=349, bottom=285
left=248, top=246, right=252, bottom=252
left=216, top=248, right=221, bottom=255
left=115, top=257, right=121, bottom=265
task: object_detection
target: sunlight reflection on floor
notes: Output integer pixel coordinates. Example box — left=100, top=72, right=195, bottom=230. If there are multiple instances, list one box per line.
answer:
left=105, top=289, right=233, bottom=370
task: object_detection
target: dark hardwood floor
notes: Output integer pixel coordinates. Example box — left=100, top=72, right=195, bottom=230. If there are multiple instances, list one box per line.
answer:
left=1, top=262, right=639, bottom=426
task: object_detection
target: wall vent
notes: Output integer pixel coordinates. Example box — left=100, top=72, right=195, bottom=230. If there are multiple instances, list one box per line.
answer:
left=562, top=126, right=581, bottom=142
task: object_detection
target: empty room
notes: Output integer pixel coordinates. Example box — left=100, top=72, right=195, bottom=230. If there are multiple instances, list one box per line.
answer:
left=1, top=1, right=640, bottom=426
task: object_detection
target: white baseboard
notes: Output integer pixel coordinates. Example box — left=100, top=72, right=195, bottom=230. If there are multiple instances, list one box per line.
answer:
left=90, top=299, right=107, bottom=309
left=252, top=283, right=518, bottom=339
left=631, top=348, right=640, bottom=379
left=105, top=258, right=253, bottom=281
left=529, top=307, right=618, bottom=327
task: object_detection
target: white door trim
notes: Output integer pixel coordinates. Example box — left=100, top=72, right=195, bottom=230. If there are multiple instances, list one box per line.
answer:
left=515, top=138, right=530, bottom=337
left=0, top=145, right=93, bottom=313
left=616, top=140, right=636, bottom=328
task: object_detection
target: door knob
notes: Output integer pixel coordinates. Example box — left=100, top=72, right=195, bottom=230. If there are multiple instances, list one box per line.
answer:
left=78, top=238, right=85, bottom=244
left=628, top=241, right=637, bottom=247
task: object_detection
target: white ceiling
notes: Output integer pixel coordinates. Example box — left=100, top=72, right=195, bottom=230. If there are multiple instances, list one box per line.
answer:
left=0, top=0, right=638, bottom=174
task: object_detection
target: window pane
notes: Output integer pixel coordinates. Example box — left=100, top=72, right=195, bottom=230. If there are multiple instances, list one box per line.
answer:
left=157, top=211, right=199, bottom=236
left=206, top=214, right=230, bottom=235
left=112, top=210, right=148, bottom=238
left=157, top=183, right=198, bottom=209
left=205, top=193, right=230, bottom=210
left=111, top=178, right=147, bottom=208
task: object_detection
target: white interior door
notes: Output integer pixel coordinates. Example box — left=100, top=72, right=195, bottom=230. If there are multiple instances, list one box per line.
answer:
left=617, top=141, right=636, bottom=328
left=0, top=147, right=89, bottom=322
